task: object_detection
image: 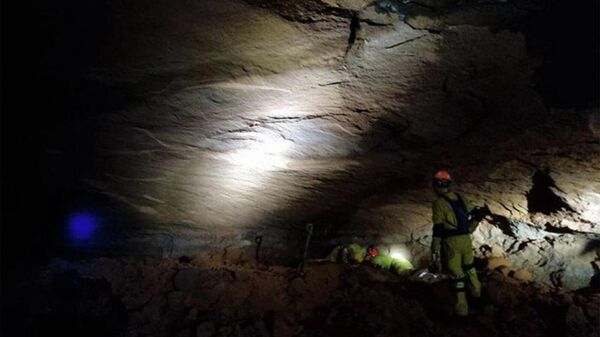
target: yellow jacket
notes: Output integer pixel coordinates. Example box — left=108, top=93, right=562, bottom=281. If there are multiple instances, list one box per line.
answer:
left=431, top=191, right=477, bottom=255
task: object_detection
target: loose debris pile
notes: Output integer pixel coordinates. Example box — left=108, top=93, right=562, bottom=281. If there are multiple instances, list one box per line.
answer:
left=12, top=250, right=600, bottom=337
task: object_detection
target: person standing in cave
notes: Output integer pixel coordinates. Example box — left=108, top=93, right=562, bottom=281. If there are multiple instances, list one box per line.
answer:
left=429, top=170, right=482, bottom=318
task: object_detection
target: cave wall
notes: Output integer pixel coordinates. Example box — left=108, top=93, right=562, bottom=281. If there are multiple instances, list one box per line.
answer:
left=3, top=0, right=599, bottom=287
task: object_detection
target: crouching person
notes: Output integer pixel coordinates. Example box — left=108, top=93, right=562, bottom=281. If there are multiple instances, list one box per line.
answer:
left=326, top=243, right=413, bottom=274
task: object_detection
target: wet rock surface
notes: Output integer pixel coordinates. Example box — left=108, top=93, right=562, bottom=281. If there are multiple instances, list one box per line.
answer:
left=13, top=256, right=600, bottom=337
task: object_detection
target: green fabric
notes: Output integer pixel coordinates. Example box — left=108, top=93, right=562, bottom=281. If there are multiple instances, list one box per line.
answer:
left=327, top=246, right=343, bottom=262
left=326, top=244, right=413, bottom=274
left=432, top=192, right=474, bottom=231
left=443, top=234, right=481, bottom=316
left=347, top=243, right=366, bottom=263
left=431, top=191, right=476, bottom=254
left=327, top=243, right=366, bottom=264
left=429, top=251, right=442, bottom=273
left=431, top=191, right=481, bottom=316
left=371, top=254, right=414, bottom=274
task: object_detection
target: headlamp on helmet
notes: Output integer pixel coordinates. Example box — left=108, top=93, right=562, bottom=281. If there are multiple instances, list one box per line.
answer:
left=433, top=170, right=452, bottom=188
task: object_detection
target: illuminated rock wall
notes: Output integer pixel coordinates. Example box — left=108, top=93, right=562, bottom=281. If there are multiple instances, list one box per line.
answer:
left=41, top=1, right=599, bottom=287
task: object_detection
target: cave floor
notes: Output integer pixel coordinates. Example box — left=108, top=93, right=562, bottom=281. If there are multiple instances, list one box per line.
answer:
left=8, top=251, right=599, bottom=337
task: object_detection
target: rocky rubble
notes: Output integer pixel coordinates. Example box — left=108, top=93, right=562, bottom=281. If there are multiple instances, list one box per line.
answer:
left=15, top=255, right=600, bottom=337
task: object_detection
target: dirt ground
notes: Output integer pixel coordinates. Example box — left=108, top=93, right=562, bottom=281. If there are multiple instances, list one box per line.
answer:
left=7, top=249, right=600, bottom=337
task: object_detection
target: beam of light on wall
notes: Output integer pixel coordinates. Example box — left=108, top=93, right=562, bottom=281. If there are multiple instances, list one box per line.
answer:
left=389, top=244, right=411, bottom=262
left=222, top=136, right=292, bottom=171
left=582, top=192, right=600, bottom=222
left=66, top=212, right=98, bottom=241
left=390, top=245, right=410, bottom=261
left=179, top=68, right=348, bottom=228
left=209, top=134, right=293, bottom=209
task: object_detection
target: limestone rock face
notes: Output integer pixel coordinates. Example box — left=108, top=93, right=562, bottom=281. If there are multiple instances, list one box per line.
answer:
left=44, top=1, right=599, bottom=287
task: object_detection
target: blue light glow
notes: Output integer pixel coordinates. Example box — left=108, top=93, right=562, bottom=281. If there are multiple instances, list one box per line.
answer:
left=67, top=212, right=98, bottom=241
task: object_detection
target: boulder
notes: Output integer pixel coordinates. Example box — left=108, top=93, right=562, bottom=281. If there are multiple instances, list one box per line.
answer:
left=511, top=269, right=533, bottom=283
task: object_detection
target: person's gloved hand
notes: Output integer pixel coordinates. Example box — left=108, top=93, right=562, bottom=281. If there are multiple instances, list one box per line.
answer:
left=468, top=205, right=492, bottom=233
left=429, top=252, right=442, bottom=273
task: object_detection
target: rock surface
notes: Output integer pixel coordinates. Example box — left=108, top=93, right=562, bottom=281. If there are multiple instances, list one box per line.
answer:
left=15, top=256, right=600, bottom=337
left=37, top=0, right=599, bottom=288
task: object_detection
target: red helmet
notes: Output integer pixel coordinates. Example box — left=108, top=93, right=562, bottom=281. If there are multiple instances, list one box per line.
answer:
left=433, top=170, right=452, bottom=181
left=367, top=246, right=379, bottom=257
